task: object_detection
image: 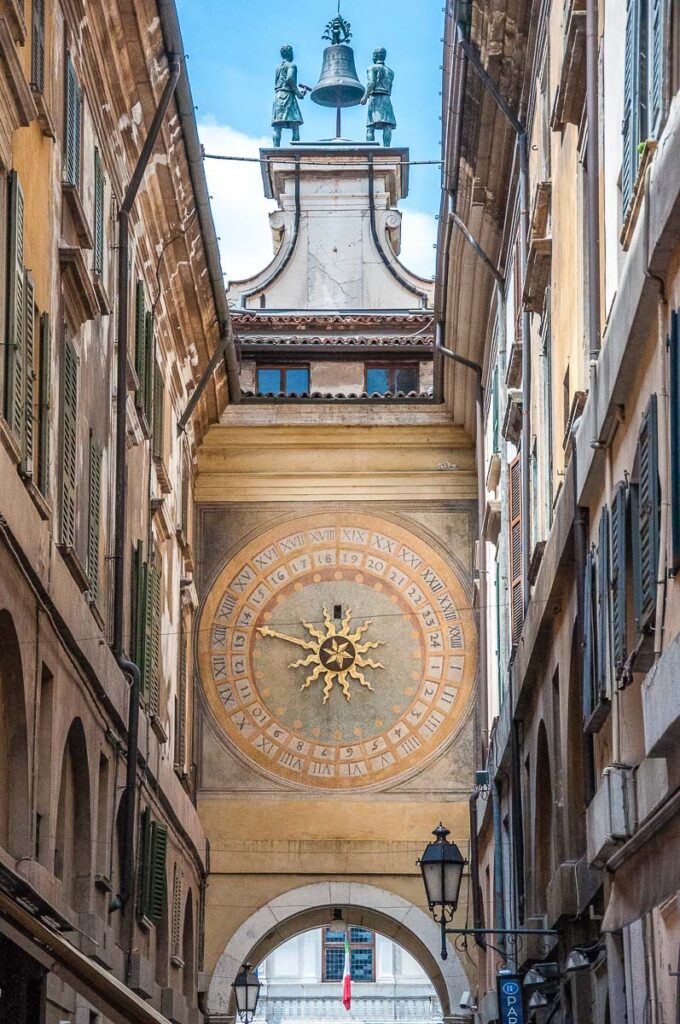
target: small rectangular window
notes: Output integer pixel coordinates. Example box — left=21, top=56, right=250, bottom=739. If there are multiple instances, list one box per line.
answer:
left=366, top=364, right=418, bottom=395
left=322, top=927, right=375, bottom=982
left=256, top=365, right=309, bottom=396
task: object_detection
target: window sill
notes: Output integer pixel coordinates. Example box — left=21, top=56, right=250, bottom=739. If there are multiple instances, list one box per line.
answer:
left=620, top=140, right=657, bottom=252
left=0, top=416, right=21, bottom=463
left=0, top=0, right=26, bottom=43
left=153, top=456, right=172, bottom=495
left=32, top=87, right=55, bottom=139
left=94, top=873, right=112, bottom=894
left=93, top=272, right=112, bottom=316
left=170, top=954, right=185, bottom=970
left=151, top=496, right=174, bottom=541
left=57, top=543, right=90, bottom=593
left=62, top=183, right=94, bottom=250
left=59, top=246, right=99, bottom=326
left=584, top=697, right=611, bottom=735
left=25, top=478, right=52, bottom=521
left=150, top=713, right=168, bottom=744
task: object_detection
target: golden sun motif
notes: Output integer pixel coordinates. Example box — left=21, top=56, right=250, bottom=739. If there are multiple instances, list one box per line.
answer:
left=257, top=606, right=385, bottom=704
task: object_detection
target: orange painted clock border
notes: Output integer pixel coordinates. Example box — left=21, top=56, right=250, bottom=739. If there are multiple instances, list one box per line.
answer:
left=197, top=512, right=476, bottom=792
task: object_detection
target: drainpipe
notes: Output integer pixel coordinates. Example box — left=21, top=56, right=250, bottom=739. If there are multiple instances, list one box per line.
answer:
left=492, top=778, right=506, bottom=935
left=586, top=0, right=601, bottom=372
left=110, top=56, right=182, bottom=929
left=437, top=341, right=488, bottom=760
left=468, top=790, right=486, bottom=948
left=510, top=719, right=525, bottom=925
left=518, top=133, right=531, bottom=614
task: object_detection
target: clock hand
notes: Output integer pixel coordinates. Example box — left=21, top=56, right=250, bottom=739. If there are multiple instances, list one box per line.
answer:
left=257, top=626, right=318, bottom=651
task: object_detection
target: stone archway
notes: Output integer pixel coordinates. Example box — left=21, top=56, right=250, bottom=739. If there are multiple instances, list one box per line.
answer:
left=207, top=881, right=470, bottom=1022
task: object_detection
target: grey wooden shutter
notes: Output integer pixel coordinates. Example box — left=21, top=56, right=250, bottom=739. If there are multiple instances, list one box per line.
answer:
left=670, top=309, right=680, bottom=567
left=622, top=0, right=642, bottom=213
left=148, top=561, right=161, bottom=717
left=87, top=434, right=102, bottom=600
left=596, top=506, right=610, bottom=703
left=134, top=281, right=146, bottom=409
left=152, top=360, right=164, bottom=461
left=583, top=550, right=596, bottom=723
left=130, top=541, right=145, bottom=664
left=93, top=149, right=105, bottom=275
left=176, top=616, right=187, bottom=770
left=37, top=312, right=51, bottom=496
left=65, top=56, right=81, bottom=187
left=61, top=336, right=78, bottom=548
left=649, top=0, right=665, bottom=135
left=31, top=0, right=45, bottom=92
left=171, top=867, right=182, bottom=955
left=611, top=481, right=628, bottom=678
left=21, top=271, right=35, bottom=477
left=633, top=394, right=660, bottom=633
left=6, top=171, right=25, bottom=440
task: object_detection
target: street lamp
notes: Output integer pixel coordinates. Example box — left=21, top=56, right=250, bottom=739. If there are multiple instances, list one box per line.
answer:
left=418, top=823, right=558, bottom=962
left=232, top=963, right=261, bottom=1023
left=417, top=823, right=467, bottom=920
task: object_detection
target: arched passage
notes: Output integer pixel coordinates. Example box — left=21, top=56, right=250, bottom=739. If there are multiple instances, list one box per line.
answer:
left=207, top=881, right=469, bottom=1019
left=54, top=718, right=92, bottom=909
left=0, top=609, right=30, bottom=859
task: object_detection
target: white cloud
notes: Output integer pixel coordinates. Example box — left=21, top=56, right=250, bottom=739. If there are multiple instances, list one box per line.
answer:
left=199, top=120, right=437, bottom=286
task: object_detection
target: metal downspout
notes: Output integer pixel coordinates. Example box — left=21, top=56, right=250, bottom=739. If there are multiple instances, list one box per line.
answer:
left=468, top=790, right=486, bottom=948
left=518, top=133, right=531, bottom=614
left=110, top=59, right=181, bottom=951
left=586, top=0, right=601, bottom=369
left=510, top=718, right=525, bottom=925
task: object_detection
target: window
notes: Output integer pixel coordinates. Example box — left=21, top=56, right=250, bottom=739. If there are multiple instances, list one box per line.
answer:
left=31, top=0, right=46, bottom=92
left=36, top=313, right=51, bottom=496
left=631, top=394, right=660, bottom=636
left=257, top=365, right=309, bottom=396
left=93, top=148, right=105, bottom=276
left=60, top=329, right=78, bottom=547
left=669, top=309, right=680, bottom=566
left=508, top=453, right=523, bottom=644
left=138, top=807, right=167, bottom=925
left=64, top=55, right=82, bottom=188
left=322, top=927, right=375, bottom=982
left=365, top=364, right=419, bottom=395
left=87, top=430, right=102, bottom=601
left=134, top=281, right=154, bottom=423
left=622, top=0, right=668, bottom=214
left=130, top=542, right=162, bottom=716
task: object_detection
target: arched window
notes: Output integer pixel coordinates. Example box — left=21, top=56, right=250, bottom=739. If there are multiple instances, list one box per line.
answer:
left=54, top=719, right=91, bottom=909
left=534, top=722, right=554, bottom=912
left=0, top=610, right=30, bottom=859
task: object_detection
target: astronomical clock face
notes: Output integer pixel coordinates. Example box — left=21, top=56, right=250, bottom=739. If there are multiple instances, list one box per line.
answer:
left=197, top=512, right=476, bottom=792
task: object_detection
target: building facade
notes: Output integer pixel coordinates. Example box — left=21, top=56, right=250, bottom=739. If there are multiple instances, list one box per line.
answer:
left=0, top=0, right=234, bottom=1021
left=438, top=0, right=680, bottom=1019
left=194, top=144, right=478, bottom=1023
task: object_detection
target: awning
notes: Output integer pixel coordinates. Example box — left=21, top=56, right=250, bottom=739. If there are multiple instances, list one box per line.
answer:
left=602, top=788, right=680, bottom=931
left=0, top=891, right=172, bottom=1024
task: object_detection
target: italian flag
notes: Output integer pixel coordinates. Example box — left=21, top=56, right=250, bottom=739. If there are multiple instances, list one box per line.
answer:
left=342, top=929, right=351, bottom=1011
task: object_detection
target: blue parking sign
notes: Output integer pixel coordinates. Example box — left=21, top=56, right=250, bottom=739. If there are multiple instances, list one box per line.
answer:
left=497, top=972, right=526, bottom=1024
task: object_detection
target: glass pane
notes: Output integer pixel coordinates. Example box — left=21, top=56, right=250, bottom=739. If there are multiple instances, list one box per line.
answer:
left=257, top=368, right=281, bottom=394
left=366, top=367, right=390, bottom=394
left=324, top=928, right=345, bottom=944
left=350, top=927, right=372, bottom=944
left=394, top=365, right=419, bottom=393
left=325, top=947, right=344, bottom=980
left=351, top=948, right=374, bottom=981
left=284, top=367, right=309, bottom=395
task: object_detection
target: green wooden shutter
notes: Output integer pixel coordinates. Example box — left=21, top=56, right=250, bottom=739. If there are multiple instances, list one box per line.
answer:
left=93, top=149, right=105, bottom=276
left=130, top=541, right=145, bottom=664
left=37, top=312, right=51, bottom=496
left=152, top=360, right=164, bottom=461
left=87, top=434, right=102, bottom=600
left=31, top=0, right=45, bottom=91
left=583, top=550, right=596, bottom=723
left=596, top=506, right=610, bottom=703
left=633, top=394, right=660, bottom=633
left=509, top=454, right=523, bottom=643
left=611, top=481, right=628, bottom=678
left=622, top=0, right=642, bottom=213
left=649, top=0, right=665, bottom=135
left=6, top=171, right=25, bottom=440
left=64, top=56, right=81, bottom=187
left=670, top=309, right=680, bottom=567
left=141, top=560, right=152, bottom=698
left=134, top=281, right=146, bottom=409
left=148, top=821, right=168, bottom=924
left=180, top=455, right=191, bottom=541
left=21, top=271, right=35, bottom=477
left=144, top=311, right=154, bottom=425
left=148, top=561, right=161, bottom=717
left=139, top=806, right=153, bottom=918
left=61, top=336, right=78, bottom=547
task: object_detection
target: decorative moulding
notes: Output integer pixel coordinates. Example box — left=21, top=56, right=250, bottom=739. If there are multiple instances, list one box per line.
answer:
left=551, top=0, right=586, bottom=130
left=231, top=311, right=434, bottom=332
left=0, top=2, right=26, bottom=45
left=32, top=88, right=55, bottom=139
left=62, top=183, right=95, bottom=250
left=0, top=16, right=35, bottom=123
left=59, top=246, right=99, bottom=326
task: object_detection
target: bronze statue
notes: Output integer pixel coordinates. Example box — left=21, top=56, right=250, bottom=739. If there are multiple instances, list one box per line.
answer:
left=272, top=44, right=309, bottom=147
left=361, top=47, right=396, bottom=147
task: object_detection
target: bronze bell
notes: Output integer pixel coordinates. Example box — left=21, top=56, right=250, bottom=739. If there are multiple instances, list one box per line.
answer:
left=310, top=43, right=364, bottom=109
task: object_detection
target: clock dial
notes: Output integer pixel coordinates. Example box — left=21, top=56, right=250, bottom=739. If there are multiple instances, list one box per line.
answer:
left=197, top=513, right=476, bottom=791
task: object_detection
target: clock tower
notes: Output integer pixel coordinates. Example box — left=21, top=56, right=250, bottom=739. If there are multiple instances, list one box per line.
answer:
left=196, top=143, right=478, bottom=1019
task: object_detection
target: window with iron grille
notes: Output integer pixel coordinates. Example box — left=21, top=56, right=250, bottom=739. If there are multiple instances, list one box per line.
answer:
left=322, top=927, right=375, bottom=982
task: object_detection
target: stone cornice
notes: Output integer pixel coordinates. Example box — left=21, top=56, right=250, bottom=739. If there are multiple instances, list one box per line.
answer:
left=240, top=334, right=434, bottom=349
left=231, top=312, right=434, bottom=333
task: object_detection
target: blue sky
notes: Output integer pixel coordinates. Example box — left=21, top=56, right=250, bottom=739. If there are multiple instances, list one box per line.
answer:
left=175, top=0, right=444, bottom=281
